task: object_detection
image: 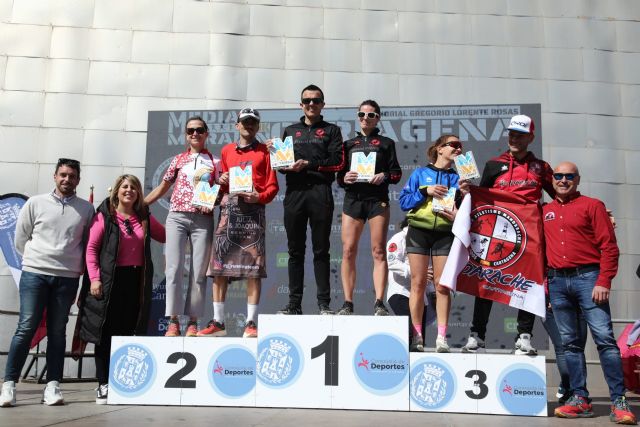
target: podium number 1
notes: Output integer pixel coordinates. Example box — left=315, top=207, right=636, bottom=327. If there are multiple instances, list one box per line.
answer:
left=311, top=335, right=339, bottom=386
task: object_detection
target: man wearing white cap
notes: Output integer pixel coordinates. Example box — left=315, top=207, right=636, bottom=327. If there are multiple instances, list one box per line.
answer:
left=462, top=114, right=555, bottom=355
left=199, top=108, right=279, bottom=338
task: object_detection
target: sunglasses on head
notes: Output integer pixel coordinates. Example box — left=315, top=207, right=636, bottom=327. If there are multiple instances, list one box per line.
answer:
left=553, top=173, right=578, bottom=181
left=444, top=141, right=463, bottom=150
left=186, top=127, right=207, bottom=135
left=357, top=111, right=380, bottom=119
left=301, top=97, right=324, bottom=105
left=123, top=219, right=133, bottom=236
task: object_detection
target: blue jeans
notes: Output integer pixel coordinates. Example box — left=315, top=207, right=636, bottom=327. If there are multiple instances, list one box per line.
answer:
left=549, top=269, right=625, bottom=401
left=4, top=271, right=79, bottom=382
left=542, top=297, right=587, bottom=393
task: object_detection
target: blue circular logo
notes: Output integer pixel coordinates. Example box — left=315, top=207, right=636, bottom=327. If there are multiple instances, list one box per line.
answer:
left=256, top=334, right=303, bottom=388
left=410, top=358, right=456, bottom=409
left=208, top=346, right=256, bottom=398
left=109, top=344, right=156, bottom=397
left=353, top=334, right=408, bottom=395
left=497, top=365, right=547, bottom=415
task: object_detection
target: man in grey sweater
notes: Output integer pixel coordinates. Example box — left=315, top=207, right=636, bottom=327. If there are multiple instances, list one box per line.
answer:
left=0, top=158, right=94, bottom=407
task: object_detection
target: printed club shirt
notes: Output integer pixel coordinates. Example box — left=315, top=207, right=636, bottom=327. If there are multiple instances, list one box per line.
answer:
left=163, top=150, right=220, bottom=213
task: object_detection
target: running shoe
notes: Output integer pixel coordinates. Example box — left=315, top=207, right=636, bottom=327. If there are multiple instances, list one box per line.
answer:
left=164, top=319, right=180, bottom=337
left=42, top=381, right=64, bottom=406
left=276, top=304, right=302, bottom=315
left=410, top=334, right=424, bottom=352
left=0, top=381, right=16, bottom=407
left=610, top=396, right=637, bottom=425
left=337, top=302, right=354, bottom=315
left=243, top=321, right=258, bottom=338
left=554, top=395, right=593, bottom=418
left=515, top=333, right=538, bottom=355
left=435, top=335, right=450, bottom=353
left=318, top=304, right=334, bottom=315
left=96, top=383, right=108, bottom=405
left=374, top=300, right=389, bottom=316
left=461, top=332, right=485, bottom=353
left=185, top=321, right=198, bottom=337
left=197, top=320, right=227, bottom=337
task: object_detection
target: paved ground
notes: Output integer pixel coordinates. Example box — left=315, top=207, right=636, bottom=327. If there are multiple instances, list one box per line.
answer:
left=0, top=380, right=637, bottom=427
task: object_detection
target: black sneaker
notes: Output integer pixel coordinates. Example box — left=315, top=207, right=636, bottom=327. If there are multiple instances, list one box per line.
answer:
left=96, top=383, right=108, bottom=405
left=277, top=304, right=302, bottom=315
left=318, top=304, right=334, bottom=315
left=410, top=334, right=424, bottom=352
left=337, top=301, right=354, bottom=315
left=374, top=299, right=389, bottom=316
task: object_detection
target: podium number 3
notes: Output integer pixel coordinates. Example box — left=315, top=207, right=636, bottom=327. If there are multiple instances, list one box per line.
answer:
left=465, top=369, right=488, bottom=399
left=311, top=335, right=339, bottom=386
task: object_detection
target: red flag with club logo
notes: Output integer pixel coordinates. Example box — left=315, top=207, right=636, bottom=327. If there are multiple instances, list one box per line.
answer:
left=440, top=186, right=546, bottom=317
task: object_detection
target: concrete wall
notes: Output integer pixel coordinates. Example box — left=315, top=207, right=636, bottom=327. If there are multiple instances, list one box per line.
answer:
left=1, top=0, right=639, bottom=378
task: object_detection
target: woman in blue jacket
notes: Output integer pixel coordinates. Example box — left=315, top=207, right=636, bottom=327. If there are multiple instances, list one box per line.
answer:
left=399, top=134, right=464, bottom=353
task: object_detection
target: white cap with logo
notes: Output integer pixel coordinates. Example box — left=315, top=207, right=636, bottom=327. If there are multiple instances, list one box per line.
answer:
left=238, top=108, right=260, bottom=122
left=507, top=114, right=535, bottom=134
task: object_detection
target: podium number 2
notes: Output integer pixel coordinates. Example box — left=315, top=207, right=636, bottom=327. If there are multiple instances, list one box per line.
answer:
left=165, top=352, right=197, bottom=389
left=311, top=335, right=339, bottom=386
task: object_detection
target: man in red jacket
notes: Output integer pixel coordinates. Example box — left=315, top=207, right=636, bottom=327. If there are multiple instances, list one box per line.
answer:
left=199, top=108, right=279, bottom=339
left=462, top=114, right=554, bottom=355
left=545, top=162, right=635, bottom=424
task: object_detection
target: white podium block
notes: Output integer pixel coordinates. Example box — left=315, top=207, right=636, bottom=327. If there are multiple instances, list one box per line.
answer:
left=409, top=353, right=547, bottom=416
left=332, top=316, right=408, bottom=411
left=255, top=315, right=408, bottom=411
left=107, top=336, right=257, bottom=406
left=108, top=336, right=183, bottom=405
left=255, top=315, right=333, bottom=409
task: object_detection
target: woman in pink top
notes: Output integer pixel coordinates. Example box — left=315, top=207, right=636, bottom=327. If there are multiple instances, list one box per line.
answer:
left=76, top=174, right=165, bottom=404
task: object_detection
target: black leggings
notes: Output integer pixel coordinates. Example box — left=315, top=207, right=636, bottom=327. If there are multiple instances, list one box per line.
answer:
left=94, top=266, right=142, bottom=385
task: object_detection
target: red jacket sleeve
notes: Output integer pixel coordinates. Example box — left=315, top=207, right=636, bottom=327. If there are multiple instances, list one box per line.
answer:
left=591, top=200, right=619, bottom=288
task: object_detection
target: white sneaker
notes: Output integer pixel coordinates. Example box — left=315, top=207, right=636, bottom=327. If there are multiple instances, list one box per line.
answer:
left=461, top=332, right=485, bottom=353
left=42, top=381, right=64, bottom=406
left=0, top=381, right=16, bottom=407
left=96, top=383, right=108, bottom=405
left=515, top=333, right=538, bottom=355
left=435, top=335, right=450, bottom=353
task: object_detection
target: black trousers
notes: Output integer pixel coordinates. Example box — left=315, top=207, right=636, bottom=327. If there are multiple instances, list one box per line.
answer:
left=469, top=296, right=535, bottom=341
left=94, top=266, right=142, bottom=385
left=283, top=183, right=334, bottom=307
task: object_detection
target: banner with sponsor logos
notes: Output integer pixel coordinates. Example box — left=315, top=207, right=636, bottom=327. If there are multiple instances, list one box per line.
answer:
left=0, top=193, right=27, bottom=286
left=440, top=188, right=546, bottom=317
left=0, top=193, right=50, bottom=348
left=145, top=104, right=547, bottom=349
left=108, top=315, right=546, bottom=416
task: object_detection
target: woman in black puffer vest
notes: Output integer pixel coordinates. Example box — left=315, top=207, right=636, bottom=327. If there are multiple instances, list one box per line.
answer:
left=75, top=174, right=165, bottom=404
